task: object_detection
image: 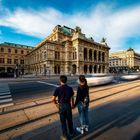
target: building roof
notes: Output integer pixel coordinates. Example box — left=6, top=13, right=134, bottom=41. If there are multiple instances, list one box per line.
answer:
left=60, top=26, right=74, bottom=36
left=127, top=47, right=134, bottom=51
left=0, top=42, right=34, bottom=49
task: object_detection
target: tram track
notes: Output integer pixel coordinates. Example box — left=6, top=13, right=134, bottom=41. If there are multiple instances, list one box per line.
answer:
left=1, top=79, right=140, bottom=115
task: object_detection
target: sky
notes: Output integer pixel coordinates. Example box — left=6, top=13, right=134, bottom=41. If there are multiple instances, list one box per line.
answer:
left=0, top=0, right=140, bottom=53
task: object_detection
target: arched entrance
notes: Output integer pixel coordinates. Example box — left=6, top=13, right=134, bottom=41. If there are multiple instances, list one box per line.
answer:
left=54, top=66, right=57, bottom=74
left=72, top=64, right=76, bottom=74
left=54, top=65, right=60, bottom=74
left=89, top=65, right=92, bottom=73
left=58, top=66, right=60, bottom=74
left=7, top=67, right=14, bottom=77
left=0, top=67, right=5, bottom=73
left=98, top=65, right=101, bottom=73
left=0, top=67, right=5, bottom=77
left=84, top=65, right=88, bottom=74
left=94, top=65, right=97, bottom=73
left=102, top=66, right=105, bottom=73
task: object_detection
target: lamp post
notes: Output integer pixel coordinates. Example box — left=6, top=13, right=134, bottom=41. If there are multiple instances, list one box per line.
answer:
left=46, top=66, right=50, bottom=79
left=15, top=64, right=18, bottom=78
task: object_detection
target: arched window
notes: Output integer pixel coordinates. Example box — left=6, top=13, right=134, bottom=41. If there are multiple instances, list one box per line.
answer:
left=44, top=51, right=47, bottom=59
left=84, top=48, right=87, bottom=60
left=15, top=49, right=18, bottom=54
left=102, top=52, right=105, bottom=62
left=84, top=65, right=87, bottom=74
left=8, top=48, right=11, bottom=53
left=98, top=51, right=101, bottom=61
left=21, top=50, right=24, bottom=54
left=72, top=64, right=76, bottom=74
left=94, top=50, right=97, bottom=61
left=89, top=49, right=92, bottom=61
left=1, top=47, right=4, bottom=52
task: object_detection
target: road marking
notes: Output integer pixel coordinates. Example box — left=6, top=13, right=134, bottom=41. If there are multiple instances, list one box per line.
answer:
left=37, top=81, right=59, bottom=87
left=0, top=92, right=11, bottom=95
left=0, top=84, right=14, bottom=109
left=0, top=95, right=12, bottom=99
left=0, top=90, right=10, bottom=93
left=37, top=81, right=77, bottom=88
left=0, top=98, right=13, bottom=103
left=37, top=81, right=77, bottom=95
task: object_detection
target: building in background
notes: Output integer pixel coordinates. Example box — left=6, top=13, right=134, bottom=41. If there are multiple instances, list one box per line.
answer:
left=0, top=42, right=33, bottom=77
left=26, top=25, right=110, bottom=75
left=109, top=48, right=140, bottom=73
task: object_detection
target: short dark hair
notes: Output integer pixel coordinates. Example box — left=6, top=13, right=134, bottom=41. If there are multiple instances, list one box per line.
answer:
left=79, top=75, right=88, bottom=86
left=60, top=75, right=67, bottom=83
left=79, top=75, right=85, bottom=83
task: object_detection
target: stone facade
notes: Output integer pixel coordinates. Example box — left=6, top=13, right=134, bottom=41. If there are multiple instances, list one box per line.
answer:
left=109, top=48, right=140, bottom=73
left=26, top=25, right=110, bottom=75
left=0, top=42, right=33, bottom=77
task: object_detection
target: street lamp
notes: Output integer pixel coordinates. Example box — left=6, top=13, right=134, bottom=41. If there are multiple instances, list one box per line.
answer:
left=15, top=64, right=18, bottom=78
left=46, top=66, right=50, bottom=79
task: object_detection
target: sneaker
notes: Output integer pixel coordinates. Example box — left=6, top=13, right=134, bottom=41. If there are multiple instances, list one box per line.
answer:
left=60, top=135, right=68, bottom=140
left=76, top=127, right=84, bottom=134
left=84, top=126, right=88, bottom=132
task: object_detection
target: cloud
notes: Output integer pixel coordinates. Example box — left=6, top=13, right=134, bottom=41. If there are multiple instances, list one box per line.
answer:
left=0, top=3, right=140, bottom=52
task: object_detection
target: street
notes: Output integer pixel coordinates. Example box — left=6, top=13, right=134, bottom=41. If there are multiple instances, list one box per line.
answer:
left=0, top=75, right=121, bottom=106
left=0, top=77, right=79, bottom=106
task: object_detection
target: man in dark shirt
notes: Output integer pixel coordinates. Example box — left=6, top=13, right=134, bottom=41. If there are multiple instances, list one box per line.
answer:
left=52, top=75, right=74, bottom=140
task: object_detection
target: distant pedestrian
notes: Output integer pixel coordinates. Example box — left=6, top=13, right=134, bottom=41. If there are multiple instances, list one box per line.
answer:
left=52, top=75, right=75, bottom=140
left=73, top=75, right=90, bottom=134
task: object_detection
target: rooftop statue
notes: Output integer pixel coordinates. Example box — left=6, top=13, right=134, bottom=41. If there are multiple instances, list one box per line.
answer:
left=75, top=26, right=81, bottom=33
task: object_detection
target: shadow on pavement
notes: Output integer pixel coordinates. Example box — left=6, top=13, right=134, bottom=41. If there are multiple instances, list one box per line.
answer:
left=73, top=96, right=140, bottom=140
left=10, top=90, right=140, bottom=140
left=132, top=132, right=140, bottom=140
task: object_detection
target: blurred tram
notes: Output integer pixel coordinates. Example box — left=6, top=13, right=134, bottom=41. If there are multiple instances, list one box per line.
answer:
left=77, top=74, right=114, bottom=86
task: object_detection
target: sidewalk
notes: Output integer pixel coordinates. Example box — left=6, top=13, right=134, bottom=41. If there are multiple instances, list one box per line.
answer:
left=10, top=86, right=140, bottom=140
left=0, top=80, right=140, bottom=140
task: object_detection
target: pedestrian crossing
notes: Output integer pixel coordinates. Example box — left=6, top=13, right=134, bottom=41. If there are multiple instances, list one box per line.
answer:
left=0, top=84, right=14, bottom=109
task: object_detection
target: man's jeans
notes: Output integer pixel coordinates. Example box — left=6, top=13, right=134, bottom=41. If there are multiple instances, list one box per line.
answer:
left=59, top=103, right=74, bottom=136
left=77, top=102, right=89, bottom=128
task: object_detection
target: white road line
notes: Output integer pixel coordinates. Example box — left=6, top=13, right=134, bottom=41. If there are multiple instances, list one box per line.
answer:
left=37, top=81, right=77, bottom=94
left=0, top=92, right=11, bottom=95
left=0, top=90, right=9, bottom=92
left=0, top=95, right=12, bottom=99
left=0, top=98, right=13, bottom=103
left=37, top=81, right=59, bottom=87
left=0, top=83, right=14, bottom=109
